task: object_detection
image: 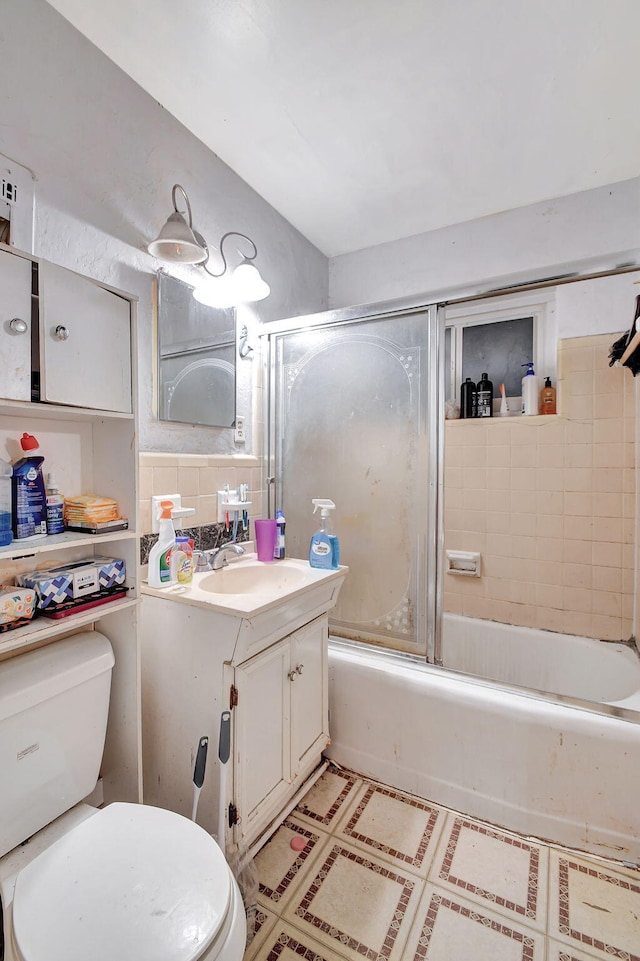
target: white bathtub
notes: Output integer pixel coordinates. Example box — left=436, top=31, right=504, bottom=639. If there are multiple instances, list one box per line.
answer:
left=327, top=615, right=640, bottom=863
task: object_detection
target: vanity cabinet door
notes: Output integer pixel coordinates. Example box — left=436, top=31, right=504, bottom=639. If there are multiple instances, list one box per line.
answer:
left=290, top=615, right=329, bottom=774
left=39, top=260, right=132, bottom=412
left=0, top=247, right=33, bottom=401
left=234, top=638, right=292, bottom=843
left=233, top=615, right=330, bottom=850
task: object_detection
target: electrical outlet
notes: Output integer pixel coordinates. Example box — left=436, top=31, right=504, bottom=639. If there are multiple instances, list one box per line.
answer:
left=234, top=416, right=246, bottom=444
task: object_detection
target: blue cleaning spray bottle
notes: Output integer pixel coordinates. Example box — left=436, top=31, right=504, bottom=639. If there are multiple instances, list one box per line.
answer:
left=309, top=499, right=340, bottom=570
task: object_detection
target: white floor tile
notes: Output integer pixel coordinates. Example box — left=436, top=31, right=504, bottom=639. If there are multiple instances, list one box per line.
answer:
left=548, top=849, right=640, bottom=960
left=281, top=838, right=424, bottom=961
left=430, top=814, right=549, bottom=931
left=402, top=884, right=545, bottom=961
left=334, top=781, right=446, bottom=877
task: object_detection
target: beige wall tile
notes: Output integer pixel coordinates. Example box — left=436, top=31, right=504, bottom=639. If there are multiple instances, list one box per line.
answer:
left=152, top=466, right=178, bottom=493
left=177, top=467, right=199, bottom=497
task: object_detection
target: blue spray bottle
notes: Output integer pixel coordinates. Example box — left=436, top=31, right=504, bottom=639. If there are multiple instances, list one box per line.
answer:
left=309, top=499, right=340, bottom=570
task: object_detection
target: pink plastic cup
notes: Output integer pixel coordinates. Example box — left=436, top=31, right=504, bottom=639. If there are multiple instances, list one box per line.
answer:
left=254, top=518, right=277, bottom=562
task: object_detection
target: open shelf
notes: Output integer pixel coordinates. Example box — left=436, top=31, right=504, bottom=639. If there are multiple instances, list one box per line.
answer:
left=0, top=398, right=135, bottom=421
left=0, top=597, right=140, bottom=656
left=0, top=530, right=138, bottom=560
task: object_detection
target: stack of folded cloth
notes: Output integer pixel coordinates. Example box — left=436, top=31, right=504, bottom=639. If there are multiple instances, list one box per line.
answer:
left=64, top=495, right=126, bottom=531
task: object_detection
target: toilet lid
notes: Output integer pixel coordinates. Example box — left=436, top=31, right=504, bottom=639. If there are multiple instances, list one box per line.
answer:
left=12, top=803, right=232, bottom=961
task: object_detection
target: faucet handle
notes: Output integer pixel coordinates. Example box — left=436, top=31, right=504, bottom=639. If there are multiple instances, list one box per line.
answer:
left=193, top=549, right=213, bottom=572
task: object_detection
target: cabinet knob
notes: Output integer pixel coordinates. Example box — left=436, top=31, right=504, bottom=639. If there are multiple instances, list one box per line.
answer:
left=9, top=317, right=28, bottom=334
left=54, top=325, right=70, bottom=341
left=288, top=663, right=304, bottom=681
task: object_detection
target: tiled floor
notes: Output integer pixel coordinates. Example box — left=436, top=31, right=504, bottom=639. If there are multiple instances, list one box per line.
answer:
left=245, top=765, right=640, bottom=961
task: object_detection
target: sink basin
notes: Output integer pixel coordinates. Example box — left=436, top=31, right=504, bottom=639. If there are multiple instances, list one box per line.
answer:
left=198, top=561, right=311, bottom=596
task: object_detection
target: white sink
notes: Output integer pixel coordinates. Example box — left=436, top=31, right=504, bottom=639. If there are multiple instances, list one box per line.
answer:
left=198, top=561, right=310, bottom=595
left=143, top=554, right=347, bottom=618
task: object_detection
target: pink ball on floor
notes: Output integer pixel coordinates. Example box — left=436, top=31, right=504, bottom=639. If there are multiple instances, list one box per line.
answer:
left=290, top=836, right=306, bottom=852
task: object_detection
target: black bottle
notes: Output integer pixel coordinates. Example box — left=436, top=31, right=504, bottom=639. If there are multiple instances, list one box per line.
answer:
left=476, top=372, right=493, bottom=418
left=460, top=377, right=477, bottom=418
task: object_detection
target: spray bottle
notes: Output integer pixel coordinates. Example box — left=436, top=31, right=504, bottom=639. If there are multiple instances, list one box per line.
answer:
left=148, top=500, right=177, bottom=588
left=309, top=499, right=340, bottom=570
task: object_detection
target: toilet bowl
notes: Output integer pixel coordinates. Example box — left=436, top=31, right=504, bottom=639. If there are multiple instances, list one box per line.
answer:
left=2, top=803, right=246, bottom=961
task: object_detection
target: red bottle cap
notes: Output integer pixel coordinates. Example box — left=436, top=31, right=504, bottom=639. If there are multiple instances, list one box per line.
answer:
left=20, top=433, right=39, bottom=451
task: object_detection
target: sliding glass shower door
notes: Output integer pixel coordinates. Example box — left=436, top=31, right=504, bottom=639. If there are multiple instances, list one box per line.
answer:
left=267, top=306, right=442, bottom=659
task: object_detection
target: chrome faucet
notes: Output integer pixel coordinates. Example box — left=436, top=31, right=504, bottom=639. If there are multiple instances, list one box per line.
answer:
left=211, top=543, right=245, bottom=570
left=193, top=544, right=245, bottom=572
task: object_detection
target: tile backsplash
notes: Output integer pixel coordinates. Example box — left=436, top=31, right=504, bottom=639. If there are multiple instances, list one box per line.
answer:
left=444, top=333, right=637, bottom=642
left=139, top=452, right=265, bottom=535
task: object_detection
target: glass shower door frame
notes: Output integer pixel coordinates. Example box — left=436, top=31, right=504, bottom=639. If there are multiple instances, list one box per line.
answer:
left=263, top=303, right=444, bottom=664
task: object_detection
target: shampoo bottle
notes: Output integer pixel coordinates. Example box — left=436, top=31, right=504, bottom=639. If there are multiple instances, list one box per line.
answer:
left=148, top=500, right=177, bottom=588
left=476, top=373, right=493, bottom=418
left=45, top=473, right=65, bottom=535
left=460, top=377, right=477, bottom=418
left=540, top=376, right=557, bottom=415
left=12, top=433, right=47, bottom=539
left=309, top=499, right=340, bottom=570
left=521, top=362, right=539, bottom=415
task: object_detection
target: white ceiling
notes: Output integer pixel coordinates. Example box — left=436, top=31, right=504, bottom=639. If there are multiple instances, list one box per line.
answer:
left=46, top=0, right=640, bottom=258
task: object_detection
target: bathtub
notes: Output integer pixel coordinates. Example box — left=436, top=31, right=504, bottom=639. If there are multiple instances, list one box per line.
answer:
left=327, top=614, right=640, bottom=864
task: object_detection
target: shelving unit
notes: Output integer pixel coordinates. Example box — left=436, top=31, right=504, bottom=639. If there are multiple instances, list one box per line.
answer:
left=0, top=242, right=142, bottom=806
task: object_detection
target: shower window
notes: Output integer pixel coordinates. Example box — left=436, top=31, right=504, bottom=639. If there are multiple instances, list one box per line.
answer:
left=445, top=291, right=556, bottom=408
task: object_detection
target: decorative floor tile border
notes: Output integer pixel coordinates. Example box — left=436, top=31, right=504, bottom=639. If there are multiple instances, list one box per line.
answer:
left=295, top=767, right=360, bottom=829
left=558, top=858, right=640, bottom=961
left=293, top=843, right=416, bottom=960
left=411, top=891, right=536, bottom=961
left=341, top=783, right=441, bottom=869
left=258, top=820, right=324, bottom=904
left=438, top=817, right=540, bottom=920
left=260, top=928, right=340, bottom=961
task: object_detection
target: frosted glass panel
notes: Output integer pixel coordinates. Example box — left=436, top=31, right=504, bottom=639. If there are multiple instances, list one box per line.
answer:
left=274, top=312, right=431, bottom=655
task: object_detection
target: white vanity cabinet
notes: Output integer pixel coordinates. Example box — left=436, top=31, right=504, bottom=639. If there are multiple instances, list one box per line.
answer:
left=0, top=243, right=133, bottom=413
left=232, top=615, right=329, bottom=848
left=140, top=564, right=345, bottom=856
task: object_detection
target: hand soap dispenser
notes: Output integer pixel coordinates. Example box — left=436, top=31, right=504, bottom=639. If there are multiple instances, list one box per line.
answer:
left=521, top=362, right=539, bottom=415
left=309, top=499, right=340, bottom=570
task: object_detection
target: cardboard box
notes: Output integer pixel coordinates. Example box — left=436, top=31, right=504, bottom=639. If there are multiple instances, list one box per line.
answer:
left=17, top=557, right=126, bottom=609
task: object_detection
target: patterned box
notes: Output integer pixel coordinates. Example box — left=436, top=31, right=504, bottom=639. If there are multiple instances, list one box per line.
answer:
left=17, top=557, right=126, bottom=609
left=0, top=586, right=37, bottom=627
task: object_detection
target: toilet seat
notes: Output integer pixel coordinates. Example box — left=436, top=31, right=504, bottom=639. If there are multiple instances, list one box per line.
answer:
left=12, top=803, right=234, bottom=961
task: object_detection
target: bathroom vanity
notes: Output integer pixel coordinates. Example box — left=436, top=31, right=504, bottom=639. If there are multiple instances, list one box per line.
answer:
left=140, top=557, right=346, bottom=855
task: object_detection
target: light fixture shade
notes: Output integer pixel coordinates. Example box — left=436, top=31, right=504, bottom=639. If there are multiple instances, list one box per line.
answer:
left=148, top=211, right=207, bottom=264
left=231, top=260, right=271, bottom=303
left=193, top=277, right=236, bottom=309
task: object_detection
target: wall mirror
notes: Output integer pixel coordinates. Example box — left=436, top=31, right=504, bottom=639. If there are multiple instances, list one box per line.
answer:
left=156, top=271, right=236, bottom=428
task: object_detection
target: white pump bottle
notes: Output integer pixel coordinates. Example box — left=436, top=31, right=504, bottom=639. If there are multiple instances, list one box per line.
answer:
left=521, top=362, right=539, bottom=416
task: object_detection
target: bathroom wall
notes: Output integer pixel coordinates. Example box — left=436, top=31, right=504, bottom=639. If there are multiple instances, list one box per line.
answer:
left=0, top=0, right=327, bottom=455
left=328, top=177, right=640, bottom=310
left=444, top=332, right=636, bottom=641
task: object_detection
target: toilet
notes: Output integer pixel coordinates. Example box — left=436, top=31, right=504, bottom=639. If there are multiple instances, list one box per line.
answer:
left=0, top=631, right=246, bottom=961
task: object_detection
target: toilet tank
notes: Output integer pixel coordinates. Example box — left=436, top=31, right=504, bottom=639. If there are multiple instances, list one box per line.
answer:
left=0, top=631, right=115, bottom=858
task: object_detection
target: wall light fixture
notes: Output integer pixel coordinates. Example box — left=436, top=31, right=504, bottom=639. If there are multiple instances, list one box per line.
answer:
left=148, top=184, right=270, bottom=307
